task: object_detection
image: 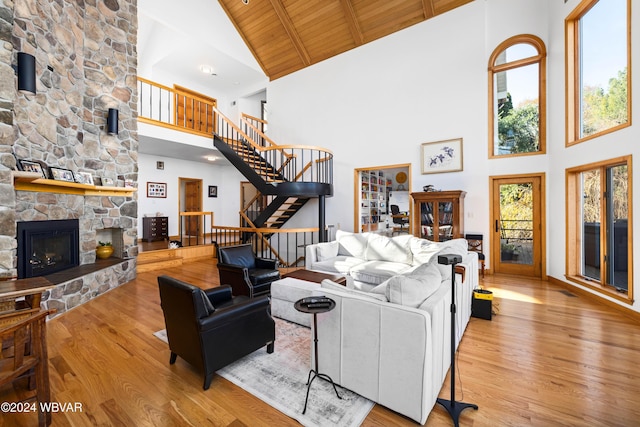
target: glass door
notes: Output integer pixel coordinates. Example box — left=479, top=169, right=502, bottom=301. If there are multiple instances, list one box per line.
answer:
left=491, top=174, right=544, bottom=277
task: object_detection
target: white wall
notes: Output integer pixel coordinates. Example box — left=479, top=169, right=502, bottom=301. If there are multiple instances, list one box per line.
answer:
left=138, top=153, right=246, bottom=237
left=263, top=0, right=640, bottom=312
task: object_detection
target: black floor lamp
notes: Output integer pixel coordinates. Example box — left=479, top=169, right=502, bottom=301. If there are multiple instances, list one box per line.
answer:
left=436, top=254, right=478, bottom=427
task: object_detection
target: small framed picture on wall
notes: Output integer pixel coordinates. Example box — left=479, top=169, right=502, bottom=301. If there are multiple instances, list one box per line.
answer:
left=208, top=185, right=218, bottom=198
left=147, top=182, right=167, bottom=198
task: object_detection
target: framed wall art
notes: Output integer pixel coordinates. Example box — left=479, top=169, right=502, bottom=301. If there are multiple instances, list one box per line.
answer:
left=74, top=171, right=94, bottom=185
left=19, top=160, right=46, bottom=178
left=208, top=185, right=218, bottom=197
left=50, top=167, right=75, bottom=182
left=147, top=182, right=167, bottom=198
left=421, top=138, right=463, bottom=174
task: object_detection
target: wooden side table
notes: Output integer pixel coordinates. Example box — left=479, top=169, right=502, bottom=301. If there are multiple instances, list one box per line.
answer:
left=294, top=297, right=342, bottom=414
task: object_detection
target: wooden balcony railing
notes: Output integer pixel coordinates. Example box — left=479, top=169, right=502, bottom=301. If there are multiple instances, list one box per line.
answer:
left=137, top=77, right=218, bottom=138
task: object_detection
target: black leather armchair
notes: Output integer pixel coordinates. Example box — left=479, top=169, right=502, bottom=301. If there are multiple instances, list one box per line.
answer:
left=216, top=244, right=281, bottom=298
left=157, top=275, right=275, bottom=390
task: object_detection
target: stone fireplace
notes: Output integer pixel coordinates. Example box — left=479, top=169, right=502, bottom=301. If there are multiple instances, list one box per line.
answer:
left=0, top=0, right=139, bottom=317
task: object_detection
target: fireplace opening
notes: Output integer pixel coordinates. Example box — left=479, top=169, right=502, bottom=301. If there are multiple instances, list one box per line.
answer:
left=17, top=219, right=80, bottom=279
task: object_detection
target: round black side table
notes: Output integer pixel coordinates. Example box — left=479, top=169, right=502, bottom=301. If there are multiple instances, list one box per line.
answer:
left=294, top=297, right=342, bottom=414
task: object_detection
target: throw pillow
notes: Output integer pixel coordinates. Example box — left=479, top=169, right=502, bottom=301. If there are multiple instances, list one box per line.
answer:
left=365, top=234, right=412, bottom=264
left=336, top=230, right=368, bottom=258
left=316, top=240, right=339, bottom=261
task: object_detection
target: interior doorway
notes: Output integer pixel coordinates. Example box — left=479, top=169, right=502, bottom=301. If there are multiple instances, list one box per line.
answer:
left=490, top=173, right=545, bottom=277
left=179, top=177, right=203, bottom=239
left=354, top=164, right=411, bottom=234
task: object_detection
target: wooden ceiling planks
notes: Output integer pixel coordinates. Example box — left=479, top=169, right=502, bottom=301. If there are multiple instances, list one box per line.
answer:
left=219, top=0, right=474, bottom=80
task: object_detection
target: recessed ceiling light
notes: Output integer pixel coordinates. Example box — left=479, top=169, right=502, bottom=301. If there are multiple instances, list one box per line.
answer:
left=199, top=65, right=216, bottom=76
left=206, top=156, right=217, bottom=161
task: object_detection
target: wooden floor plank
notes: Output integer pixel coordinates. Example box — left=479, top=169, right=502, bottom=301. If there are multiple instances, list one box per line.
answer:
left=1, top=260, right=640, bottom=426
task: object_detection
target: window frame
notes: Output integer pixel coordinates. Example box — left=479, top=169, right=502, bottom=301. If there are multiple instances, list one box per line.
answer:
left=565, top=155, right=634, bottom=304
left=565, top=0, right=631, bottom=146
left=488, top=34, right=547, bottom=159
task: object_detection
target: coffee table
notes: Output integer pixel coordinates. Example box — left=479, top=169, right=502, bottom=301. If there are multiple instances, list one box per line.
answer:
left=282, top=269, right=347, bottom=286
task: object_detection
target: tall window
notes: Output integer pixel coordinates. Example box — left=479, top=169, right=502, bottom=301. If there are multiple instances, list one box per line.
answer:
left=566, top=0, right=630, bottom=145
left=566, top=156, right=633, bottom=303
left=488, top=35, right=546, bottom=158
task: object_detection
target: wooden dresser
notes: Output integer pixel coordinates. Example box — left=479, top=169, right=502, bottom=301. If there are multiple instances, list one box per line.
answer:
left=142, top=216, right=169, bottom=242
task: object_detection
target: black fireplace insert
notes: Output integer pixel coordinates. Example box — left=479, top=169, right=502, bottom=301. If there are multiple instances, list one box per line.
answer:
left=17, top=219, right=80, bottom=279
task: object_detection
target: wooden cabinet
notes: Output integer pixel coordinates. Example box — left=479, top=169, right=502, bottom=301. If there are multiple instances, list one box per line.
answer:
left=411, top=190, right=465, bottom=241
left=143, top=216, right=169, bottom=242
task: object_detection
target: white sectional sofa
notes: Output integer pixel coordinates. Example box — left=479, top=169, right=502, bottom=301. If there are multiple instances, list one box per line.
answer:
left=302, top=231, right=479, bottom=424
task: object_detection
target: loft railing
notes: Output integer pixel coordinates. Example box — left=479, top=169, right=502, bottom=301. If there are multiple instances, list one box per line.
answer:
left=212, top=226, right=320, bottom=268
left=137, top=77, right=218, bottom=138
left=137, top=77, right=333, bottom=187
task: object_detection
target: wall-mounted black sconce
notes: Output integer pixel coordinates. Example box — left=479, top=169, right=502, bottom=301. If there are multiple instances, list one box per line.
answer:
left=17, top=52, right=36, bottom=95
left=107, top=108, right=119, bottom=135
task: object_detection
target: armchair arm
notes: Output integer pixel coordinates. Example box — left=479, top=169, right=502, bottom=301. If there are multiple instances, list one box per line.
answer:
left=199, top=295, right=271, bottom=332
left=203, top=285, right=233, bottom=306
left=255, top=257, right=278, bottom=269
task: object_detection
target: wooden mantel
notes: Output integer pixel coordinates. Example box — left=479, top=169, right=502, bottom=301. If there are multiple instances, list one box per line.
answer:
left=12, top=171, right=137, bottom=197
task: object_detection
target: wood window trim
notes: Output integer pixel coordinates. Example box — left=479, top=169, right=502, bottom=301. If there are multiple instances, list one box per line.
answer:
left=565, top=0, right=632, bottom=147
left=488, top=34, right=547, bottom=159
left=565, top=155, right=634, bottom=304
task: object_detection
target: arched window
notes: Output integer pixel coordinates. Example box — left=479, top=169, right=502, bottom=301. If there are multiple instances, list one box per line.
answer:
left=488, top=35, right=546, bottom=158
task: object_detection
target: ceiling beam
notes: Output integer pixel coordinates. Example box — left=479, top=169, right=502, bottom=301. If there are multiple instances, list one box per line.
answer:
left=422, top=0, right=436, bottom=19
left=339, top=0, right=364, bottom=45
left=269, top=0, right=311, bottom=66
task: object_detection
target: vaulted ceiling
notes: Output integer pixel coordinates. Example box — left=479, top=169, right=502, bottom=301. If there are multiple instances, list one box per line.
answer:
left=219, top=0, right=475, bottom=80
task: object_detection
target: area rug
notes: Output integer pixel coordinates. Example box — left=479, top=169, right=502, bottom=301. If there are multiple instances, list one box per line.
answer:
left=154, top=318, right=374, bottom=427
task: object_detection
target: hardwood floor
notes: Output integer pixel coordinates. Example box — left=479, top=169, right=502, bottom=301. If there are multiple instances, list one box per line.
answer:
left=2, top=261, right=640, bottom=426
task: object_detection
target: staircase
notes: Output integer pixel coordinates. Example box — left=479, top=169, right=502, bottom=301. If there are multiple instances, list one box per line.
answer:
left=213, top=113, right=333, bottom=235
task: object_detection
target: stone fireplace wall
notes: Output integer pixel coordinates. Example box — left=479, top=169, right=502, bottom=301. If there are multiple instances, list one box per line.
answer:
left=0, top=0, right=138, bottom=314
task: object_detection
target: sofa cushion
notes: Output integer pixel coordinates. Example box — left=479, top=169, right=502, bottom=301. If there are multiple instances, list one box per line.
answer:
left=321, top=279, right=388, bottom=302
left=313, top=256, right=367, bottom=275
left=365, top=234, right=412, bottom=264
left=410, top=238, right=468, bottom=280
left=349, top=260, right=413, bottom=286
left=317, top=240, right=339, bottom=261
left=386, top=265, right=442, bottom=307
left=336, top=230, right=369, bottom=258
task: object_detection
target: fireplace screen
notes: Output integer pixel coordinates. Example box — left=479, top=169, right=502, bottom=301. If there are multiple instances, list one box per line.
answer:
left=17, top=219, right=80, bottom=279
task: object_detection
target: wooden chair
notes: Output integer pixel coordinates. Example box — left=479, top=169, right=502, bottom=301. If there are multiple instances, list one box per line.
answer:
left=465, top=234, right=485, bottom=277
left=0, top=309, right=53, bottom=426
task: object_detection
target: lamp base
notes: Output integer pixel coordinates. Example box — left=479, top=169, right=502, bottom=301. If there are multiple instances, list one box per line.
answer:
left=436, top=398, right=478, bottom=427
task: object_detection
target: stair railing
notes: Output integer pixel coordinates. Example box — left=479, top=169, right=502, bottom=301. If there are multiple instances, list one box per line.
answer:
left=241, top=114, right=332, bottom=184
left=138, top=77, right=333, bottom=188
left=212, top=225, right=319, bottom=268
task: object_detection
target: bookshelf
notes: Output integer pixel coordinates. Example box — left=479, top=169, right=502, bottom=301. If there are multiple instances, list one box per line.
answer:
left=411, top=190, right=465, bottom=241
left=359, top=170, right=391, bottom=232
